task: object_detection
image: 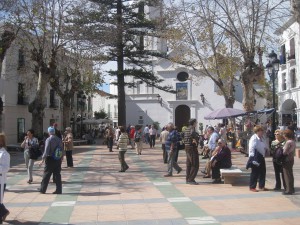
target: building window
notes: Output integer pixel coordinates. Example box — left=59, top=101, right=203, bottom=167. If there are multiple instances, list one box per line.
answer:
left=17, top=118, right=25, bottom=142
left=49, top=89, right=58, bottom=108
left=282, top=73, right=286, bottom=91
left=280, top=44, right=286, bottom=64
left=290, top=68, right=296, bottom=88
left=177, top=72, right=189, bottom=81
left=138, top=116, right=143, bottom=125
left=18, top=49, right=25, bottom=69
left=288, top=38, right=295, bottom=60
left=17, top=83, right=27, bottom=104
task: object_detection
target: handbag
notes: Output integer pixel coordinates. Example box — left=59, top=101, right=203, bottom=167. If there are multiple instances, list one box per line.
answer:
left=177, top=141, right=185, bottom=150
left=29, top=145, right=42, bottom=160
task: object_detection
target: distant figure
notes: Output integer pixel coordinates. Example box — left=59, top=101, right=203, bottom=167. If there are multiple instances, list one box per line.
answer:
left=149, top=125, right=157, bottom=148
left=159, top=126, right=169, bottom=164
left=53, top=123, right=62, bottom=139
left=63, top=127, right=74, bottom=168
left=21, top=129, right=39, bottom=184
left=143, top=125, right=150, bottom=144
left=117, top=126, right=129, bottom=172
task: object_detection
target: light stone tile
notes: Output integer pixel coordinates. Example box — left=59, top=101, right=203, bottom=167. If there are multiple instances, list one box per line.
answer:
left=167, top=197, right=192, bottom=202
left=51, top=201, right=76, bottom=207
left=185, top=216, right=218, bottom=224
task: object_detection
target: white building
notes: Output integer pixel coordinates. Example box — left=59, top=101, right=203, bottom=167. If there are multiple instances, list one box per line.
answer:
left=276, top=17, right=299, bottom=127
left=123, top=61, right=265, bottom=131
left=0, top=32, right=93, bottom=144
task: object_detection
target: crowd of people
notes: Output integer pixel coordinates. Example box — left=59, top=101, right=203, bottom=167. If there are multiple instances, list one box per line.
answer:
left=0, top=119, right=298, bottom=222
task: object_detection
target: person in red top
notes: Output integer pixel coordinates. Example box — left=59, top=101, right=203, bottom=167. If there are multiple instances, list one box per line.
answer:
left=129, top=126, right=135, bottom=149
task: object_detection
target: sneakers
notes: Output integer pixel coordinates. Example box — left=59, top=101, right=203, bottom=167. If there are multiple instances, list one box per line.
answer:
left=27, top=179, right=33, bottom=184
left=250, top=188, right=258, bottom=192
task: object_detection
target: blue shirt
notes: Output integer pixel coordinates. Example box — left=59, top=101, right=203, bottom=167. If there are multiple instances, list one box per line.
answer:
left=165, top=130, right=179, bottom=151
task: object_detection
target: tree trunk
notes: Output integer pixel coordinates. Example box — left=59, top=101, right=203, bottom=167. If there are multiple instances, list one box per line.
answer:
left=241, top=74, right=255, bottom=112
left=28, top=70, right=48, bottom=139
left=292, top=0, right=300, bottom=22
left=117, top=0, right=126, bottom=127
left=62, top=98, right=71, bottom=130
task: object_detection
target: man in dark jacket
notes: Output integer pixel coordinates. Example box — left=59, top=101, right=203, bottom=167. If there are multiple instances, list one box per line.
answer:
left=38, top=127, right=63, bottom=194
left=211, top=138, right=232, bottom=183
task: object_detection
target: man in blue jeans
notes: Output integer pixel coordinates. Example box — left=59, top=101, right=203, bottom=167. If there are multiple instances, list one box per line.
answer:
left=164, top=123, right=182, bottom=177
left=38, top=127, right=63, bottom=194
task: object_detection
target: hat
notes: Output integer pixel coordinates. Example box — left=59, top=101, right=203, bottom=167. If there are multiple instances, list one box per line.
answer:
left=48, top=126, right=55, bottom=134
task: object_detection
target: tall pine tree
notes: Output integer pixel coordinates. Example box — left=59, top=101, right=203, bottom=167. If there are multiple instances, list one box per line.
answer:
left=71, top=0, right=174, bottom=126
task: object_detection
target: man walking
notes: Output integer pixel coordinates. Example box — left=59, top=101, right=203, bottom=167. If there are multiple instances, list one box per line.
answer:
left=164, top=123, right=182, bottom=177
left=159, top=126, right=169, bottom=164
left=38, top=127, right=63, bottom=194
left=183, top=119, right=200, bottom=185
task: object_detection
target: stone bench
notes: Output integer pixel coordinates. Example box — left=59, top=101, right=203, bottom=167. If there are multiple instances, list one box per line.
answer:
left=73, top=140, right=88, bottom=146
left=220, top=166, right=243, bottom=184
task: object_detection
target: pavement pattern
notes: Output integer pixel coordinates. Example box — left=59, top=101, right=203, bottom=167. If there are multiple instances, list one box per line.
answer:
left=3, top=141, right=300, bottom=225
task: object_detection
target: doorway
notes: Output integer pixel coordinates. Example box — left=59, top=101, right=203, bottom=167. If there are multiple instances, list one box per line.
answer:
left=175, top=105, right=190, bottom=132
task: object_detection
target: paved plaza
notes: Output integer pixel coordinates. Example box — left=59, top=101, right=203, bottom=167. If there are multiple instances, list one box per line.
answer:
left=3, top=141, right=300, bottom=225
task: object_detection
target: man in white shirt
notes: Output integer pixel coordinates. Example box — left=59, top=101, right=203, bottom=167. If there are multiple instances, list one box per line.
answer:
left=159, top=126, right=169, bottom=163
left=207, top=127, right=219, bottom=156
left=143, top=125, right=150, bottom=144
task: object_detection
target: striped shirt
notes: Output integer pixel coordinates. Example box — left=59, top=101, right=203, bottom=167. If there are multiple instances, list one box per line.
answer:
left=118, top=133, right=129, bottom=150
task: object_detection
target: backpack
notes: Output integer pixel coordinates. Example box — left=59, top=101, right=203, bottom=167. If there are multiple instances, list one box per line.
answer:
left=52, top=146, right=63, bottom=160
left=134, top=132, right=141, bottom=142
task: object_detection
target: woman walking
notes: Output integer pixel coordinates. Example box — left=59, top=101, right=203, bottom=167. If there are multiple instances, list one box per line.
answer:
left=282, top=129, right=296, bottom=195
left=63, top=127, right=74, bottom=168
left=21, top=129, right=39, bottom=184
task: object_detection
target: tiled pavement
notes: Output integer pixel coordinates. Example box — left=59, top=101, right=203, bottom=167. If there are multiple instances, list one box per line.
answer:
left=3, top=141, right=300, bottom=225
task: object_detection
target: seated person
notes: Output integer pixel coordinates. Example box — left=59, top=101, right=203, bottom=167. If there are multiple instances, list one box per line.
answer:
left=211, top=138, right=232, bottom=183
left=202, top=145, right=222, bottom=178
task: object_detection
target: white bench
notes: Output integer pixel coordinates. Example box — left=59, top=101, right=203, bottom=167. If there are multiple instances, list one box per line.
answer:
left=73, top=140, right=88, bottom=146
left=220, top=166, right=243, bottom=184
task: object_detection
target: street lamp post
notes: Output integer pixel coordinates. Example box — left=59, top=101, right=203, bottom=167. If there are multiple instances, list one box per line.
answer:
left=266, top=50, right=280, bottom=140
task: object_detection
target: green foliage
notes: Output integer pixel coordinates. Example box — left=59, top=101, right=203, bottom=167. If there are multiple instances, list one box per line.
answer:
left=152, top=121, right=160, bottom=130
left=94, top=109, right=108, bottom=119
